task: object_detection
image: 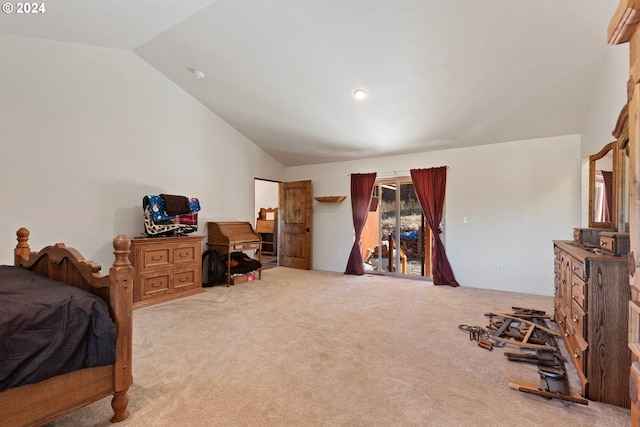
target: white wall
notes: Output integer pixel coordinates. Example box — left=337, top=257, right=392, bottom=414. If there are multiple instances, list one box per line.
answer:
left=254, top=179, right=279, bottom=218
left=581, top=47, right=629, bottom=158
left=285, top=135, right=580, bottom=296
left=0, top=35, right=285, bottom=268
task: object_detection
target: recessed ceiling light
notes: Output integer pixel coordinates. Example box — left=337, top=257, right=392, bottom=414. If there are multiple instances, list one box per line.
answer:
left=353, top=89, right=367, bottom=100
left=193, top=69, right=205, bottom=79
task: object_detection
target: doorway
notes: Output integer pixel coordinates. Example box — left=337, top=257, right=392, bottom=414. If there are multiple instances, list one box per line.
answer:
left=361, top=177, right=432, bottom=279
left=254, top=178, right=279, bottom=270
left=254, top=178, right=313, bottom=270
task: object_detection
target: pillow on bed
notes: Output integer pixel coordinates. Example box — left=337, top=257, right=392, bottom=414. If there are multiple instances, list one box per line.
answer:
left=0, top=266, right=117, bottom=391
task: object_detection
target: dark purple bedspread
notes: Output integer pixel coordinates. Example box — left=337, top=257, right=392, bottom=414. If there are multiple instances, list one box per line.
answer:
left=0, top=265, right=116, bottom=391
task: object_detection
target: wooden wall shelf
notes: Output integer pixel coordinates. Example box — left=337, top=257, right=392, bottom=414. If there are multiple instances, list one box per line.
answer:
left=314, top=196, right=346, bottom=203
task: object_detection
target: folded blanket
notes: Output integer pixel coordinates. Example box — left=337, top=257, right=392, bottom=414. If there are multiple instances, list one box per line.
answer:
left=161, top=194, right=191, bottom=216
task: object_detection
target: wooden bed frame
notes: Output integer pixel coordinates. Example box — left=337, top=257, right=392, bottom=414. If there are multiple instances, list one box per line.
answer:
left=0, top=227, right=134, bottom=426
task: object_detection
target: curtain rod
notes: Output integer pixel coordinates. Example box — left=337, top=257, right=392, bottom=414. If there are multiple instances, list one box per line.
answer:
left=347, top=166, right=448, bottom=176
left=346, top=170, right=408, bottom=177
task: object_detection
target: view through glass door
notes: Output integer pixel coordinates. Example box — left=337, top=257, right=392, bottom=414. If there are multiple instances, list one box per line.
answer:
left=361, top=177, right=431, bottom=279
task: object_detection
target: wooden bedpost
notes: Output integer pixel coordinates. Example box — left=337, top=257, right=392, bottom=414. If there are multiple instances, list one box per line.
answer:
left=109, top=234, right=134, bottom=423
left=14, top=227, right=30, bottom=266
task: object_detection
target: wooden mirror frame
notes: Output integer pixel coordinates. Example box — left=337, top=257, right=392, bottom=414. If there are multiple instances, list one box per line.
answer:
left=613, top=103, right=629, bottom=232
left=589, top=141, right=618, bottom=229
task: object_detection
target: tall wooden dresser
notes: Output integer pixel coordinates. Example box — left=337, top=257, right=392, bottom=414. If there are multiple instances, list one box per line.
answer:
left=609, top=2, right=640, bottom=423
left=129, top=235, right=204, bottom=309
left=554, top=233, right=630, bottom=408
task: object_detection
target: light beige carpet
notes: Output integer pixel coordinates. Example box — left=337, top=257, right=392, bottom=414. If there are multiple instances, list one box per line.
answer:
left=50, top=268, right=630, bottom=427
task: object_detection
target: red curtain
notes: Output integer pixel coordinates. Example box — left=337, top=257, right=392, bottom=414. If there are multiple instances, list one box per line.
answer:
left=344, top=172, right=377, bottom=275
left=601, top=170, right=612, bottom=222
left=410, top=167, right=459, bottom=287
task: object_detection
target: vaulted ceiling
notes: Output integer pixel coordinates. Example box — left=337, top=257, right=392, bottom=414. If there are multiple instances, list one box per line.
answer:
left=0, top=0, right=619, bottom=166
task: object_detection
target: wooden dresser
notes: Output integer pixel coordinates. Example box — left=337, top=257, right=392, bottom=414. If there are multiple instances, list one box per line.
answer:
left=553, top=237, right=630, bottom=407
left=129, top=235, right=204, bottom=309
left=207, top=221, right=262, bottom=286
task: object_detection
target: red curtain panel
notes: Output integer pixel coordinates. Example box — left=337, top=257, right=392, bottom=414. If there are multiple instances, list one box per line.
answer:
left=410, top=167, right=459, bottom=287
left=344, top=172, right=377, bottom=275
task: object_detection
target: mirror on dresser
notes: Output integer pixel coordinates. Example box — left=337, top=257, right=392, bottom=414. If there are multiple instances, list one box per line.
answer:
left=588, top=141, right=617, bottom=229
left=575, top=103, right=629, bottom=249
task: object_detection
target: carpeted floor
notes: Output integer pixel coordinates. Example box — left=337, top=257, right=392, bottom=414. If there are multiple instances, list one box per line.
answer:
left=49, top=268, right=630, bottom=427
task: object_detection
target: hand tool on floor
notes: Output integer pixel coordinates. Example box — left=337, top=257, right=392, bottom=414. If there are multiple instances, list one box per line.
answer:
left=508, top=382, right=588, bottom=405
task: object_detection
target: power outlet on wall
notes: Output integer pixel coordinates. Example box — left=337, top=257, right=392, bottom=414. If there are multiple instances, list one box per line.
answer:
left=496, top=264, right=504, bottom=273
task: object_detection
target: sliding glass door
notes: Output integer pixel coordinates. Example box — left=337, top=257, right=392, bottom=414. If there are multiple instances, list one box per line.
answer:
left=361, top=177, right=431, bottom=279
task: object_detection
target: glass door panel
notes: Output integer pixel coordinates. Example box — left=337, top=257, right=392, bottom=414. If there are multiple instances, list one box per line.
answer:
left=363, top=177, right=431, bottom=279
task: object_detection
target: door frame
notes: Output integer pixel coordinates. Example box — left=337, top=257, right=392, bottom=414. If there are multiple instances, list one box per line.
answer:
left=279, top=179, right=312, bottom=269
left=363, top=176, right=432, bottom=280
left=254, top=178, right=313, bottom=270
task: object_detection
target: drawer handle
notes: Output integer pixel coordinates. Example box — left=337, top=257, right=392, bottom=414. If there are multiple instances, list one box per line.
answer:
left=601, top=241, right=606, bottom=246
left=573, top=315, right=579, bottom=323
left=573, top=295, right=577, bottom=301
left=151, top=255, right=164, bottom=261
left=573, top=266, right=579, bottom=271
left=151, top=282, right=163, bottom=288
left=574, top=350, right=580, bottom=359
left=572, top=281, right=578, bottom=287
left=564, top=331, right=569, bottom=337
left=178, top=277, right=189, bottom=283
left=178, top=252, right=189, bottom=258
left=558, top=319, right=563, bottom=325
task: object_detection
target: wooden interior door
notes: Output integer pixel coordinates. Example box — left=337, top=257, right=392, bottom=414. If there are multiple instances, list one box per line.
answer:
left=279, top=180, right=312, bottom=269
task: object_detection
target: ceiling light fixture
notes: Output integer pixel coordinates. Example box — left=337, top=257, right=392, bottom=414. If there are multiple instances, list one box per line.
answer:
left=353, top=89, right=367, bottom=100
left=193, top=69, right=205, bottom=80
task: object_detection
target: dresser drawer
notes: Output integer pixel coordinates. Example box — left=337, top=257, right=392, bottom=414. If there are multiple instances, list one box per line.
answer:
left=174, top=245, right=197, bottom=264
left=571, top=275, right=586, bottom=310
left=232, top=242, right=260, bottom=251
left=173, top=269, right=197, bottom=290
left=573, top=229, right=581, bottom=242
left=554, top=305, right=566, bottom=337
left=572, top=285, right=586, bottom=311
left=571, top=299, right=586, bottom=338
left=570, top=257, right=585, bottom=279
left=140, top=273, right=170, bottom=297
left=142, top=247, right=171, bottom=270
left=598, top=232, right=630, bottom=256
left=566, top=323, right=588, bottom=373
left=599, top=235, right=615, bottom=253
